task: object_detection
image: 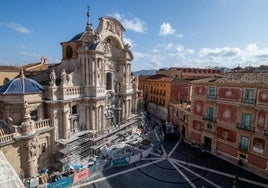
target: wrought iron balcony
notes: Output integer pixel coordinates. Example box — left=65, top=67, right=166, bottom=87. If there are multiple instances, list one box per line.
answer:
left=242, top=97, right=255, bottom=104
left=207, top=94, right=216, bottom=99
left=236, top=123, right=255, bottom=132
left=239, top=144, right=248, bottom=151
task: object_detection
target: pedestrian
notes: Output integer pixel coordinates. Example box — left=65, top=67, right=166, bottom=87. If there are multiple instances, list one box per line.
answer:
left=233, top=175, right=238, bottom=188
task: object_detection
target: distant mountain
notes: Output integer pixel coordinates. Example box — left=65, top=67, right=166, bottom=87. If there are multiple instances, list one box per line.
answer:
left=132, top=69, right=157, bottom=75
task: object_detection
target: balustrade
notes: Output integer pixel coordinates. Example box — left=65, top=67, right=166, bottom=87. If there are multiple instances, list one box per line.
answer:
left=35, top=119, right=51, bottom=129
left=0, top=133, right=15, bottom=143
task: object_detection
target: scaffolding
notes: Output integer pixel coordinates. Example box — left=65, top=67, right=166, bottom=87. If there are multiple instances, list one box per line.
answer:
left=55, top=115, right=140, bottom=170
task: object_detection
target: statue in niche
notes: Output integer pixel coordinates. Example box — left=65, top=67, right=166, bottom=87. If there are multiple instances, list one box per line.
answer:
left=49, top=70, right=56, bottom=86
left=73, top=119, right=78, bottom=133
left=104, top=39, right=112, bottom=54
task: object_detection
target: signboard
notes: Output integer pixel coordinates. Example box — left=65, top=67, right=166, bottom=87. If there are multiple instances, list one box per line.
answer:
left=73, top=168, right=90, bottom=184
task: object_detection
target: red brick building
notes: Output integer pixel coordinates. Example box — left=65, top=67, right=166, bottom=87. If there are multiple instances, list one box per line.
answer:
left=189, top=72, right=268, bottom=171
left=170, top=77, right=189, bottom=103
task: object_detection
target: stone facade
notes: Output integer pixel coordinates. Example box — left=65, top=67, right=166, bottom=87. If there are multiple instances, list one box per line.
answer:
left=0, top=65, right=19, bottom=86
left=0, top=13, right=142, bottom=180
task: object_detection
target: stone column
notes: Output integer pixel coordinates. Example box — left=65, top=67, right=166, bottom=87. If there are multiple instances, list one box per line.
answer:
left=98, top=106, right=103, bottom=130
left=89, top=58, right=93, bottom=86
left=94, top=107, right=98, bottom=130
left=122, top=101, right=125, bottom=120
left=89, top=107, right=94, bottom=130
left=85, top=58, right=89, bottom=86
left=125, top=100, right=129, bottom=118
left=63, top=109, right=70, bottom=139
left=85, top=106, right=89, bottom=130
left=92, top=58, right=96, bottom=86
left=101, top=106, right=105, bottom=130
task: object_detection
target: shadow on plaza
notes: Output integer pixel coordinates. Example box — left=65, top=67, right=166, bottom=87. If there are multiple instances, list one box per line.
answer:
left=82, top=135, right=268, bottom=188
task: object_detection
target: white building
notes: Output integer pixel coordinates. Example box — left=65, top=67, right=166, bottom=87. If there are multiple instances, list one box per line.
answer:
left=0, top=9, right=143, bottom=180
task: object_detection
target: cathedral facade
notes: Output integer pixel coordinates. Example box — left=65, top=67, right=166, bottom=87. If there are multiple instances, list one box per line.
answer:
left=0, top=12, right=143, bottom=179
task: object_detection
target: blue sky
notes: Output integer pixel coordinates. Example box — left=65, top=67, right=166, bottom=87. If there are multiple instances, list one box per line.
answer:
left=1, top=0, right=268, bottom=71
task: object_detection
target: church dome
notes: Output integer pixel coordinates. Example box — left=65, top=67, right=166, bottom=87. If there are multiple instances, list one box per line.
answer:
left=0, top=70, right=44, bottom=94
left=69, top=32, right=84, bottom=42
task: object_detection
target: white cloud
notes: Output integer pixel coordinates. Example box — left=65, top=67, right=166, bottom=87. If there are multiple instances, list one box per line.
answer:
left=176, top=34, right=183, bottom=38
left=112, top=13, right=122, bottom=21
left=245, top=43, right=258, bottom=52
left=159, top=22, right=175, bottom=36
left=0, top=22, right=31, bottom=34
left=111, top=13, right=146, bottom=33
left=152, top=49, right=160, bottom=53
left=176, top=45, right=184, bottom=53
left=133, top=51, right=150, bottom=59
left=165, top=43, right=175, bottom=50
left=19, top=45, right=27, bottom=49
left=150, top=57, right=162, bottom=68
left=19, top=50, right=60, bottom=64
left=199, top=47, right=240, bottom=58
left=123, top=37, right=134, bottom=47
left=187, top=49, right=195, bottom=54
left=132, top=43, right=268, bottom=71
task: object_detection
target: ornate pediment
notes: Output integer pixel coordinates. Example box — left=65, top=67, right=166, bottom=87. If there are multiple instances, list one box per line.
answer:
left=81, top=29, right=100, bottom=49
left=97, top=17, right=125, bottom=41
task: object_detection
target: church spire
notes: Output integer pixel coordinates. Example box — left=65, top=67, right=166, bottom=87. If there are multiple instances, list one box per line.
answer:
left=86, top=5, right=92, bottom=31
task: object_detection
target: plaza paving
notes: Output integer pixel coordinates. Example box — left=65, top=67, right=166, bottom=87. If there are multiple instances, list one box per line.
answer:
left=72, top=137, right=268, bottom=188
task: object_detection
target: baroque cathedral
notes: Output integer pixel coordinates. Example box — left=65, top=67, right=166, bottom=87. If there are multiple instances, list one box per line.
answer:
left=0, top=9, right=143, bottom=179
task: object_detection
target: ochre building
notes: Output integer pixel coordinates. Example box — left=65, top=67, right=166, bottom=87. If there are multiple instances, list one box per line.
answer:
left=0, top=65, right=19, bottom=87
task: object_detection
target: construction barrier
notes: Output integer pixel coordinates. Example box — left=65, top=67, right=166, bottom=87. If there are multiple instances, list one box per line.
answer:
left=47, top=177, right=73, bottom=188
left=112, top=158, right=129, bottom=166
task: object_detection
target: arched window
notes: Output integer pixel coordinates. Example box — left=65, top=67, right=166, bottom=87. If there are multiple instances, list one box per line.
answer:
left=66, top=45, right=73, bottom=59
left=3, top=78, right=9, bottom=84
left=106, top=73, right=112, bottom=90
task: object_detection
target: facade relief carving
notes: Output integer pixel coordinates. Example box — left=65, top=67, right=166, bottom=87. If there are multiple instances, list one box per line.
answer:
left=82, top=30, right=100, bottom=49
left=104, top=39, right=112, bottom=54
left=105, top=20, right=122, bottom=38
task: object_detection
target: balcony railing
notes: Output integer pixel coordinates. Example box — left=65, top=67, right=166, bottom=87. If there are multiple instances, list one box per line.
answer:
left=207, top=94, right=216, bottom=99
left=0, top=133, right=16, bottom=144
left=203, top=115, right=217, bottom=122
left=239, top=144, right=248, bottom=151
left=35, top=119, right=51, bottom=129
left=236, top=123, right=255, bottom=132
left=242, top=97, right=255, bottom=104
